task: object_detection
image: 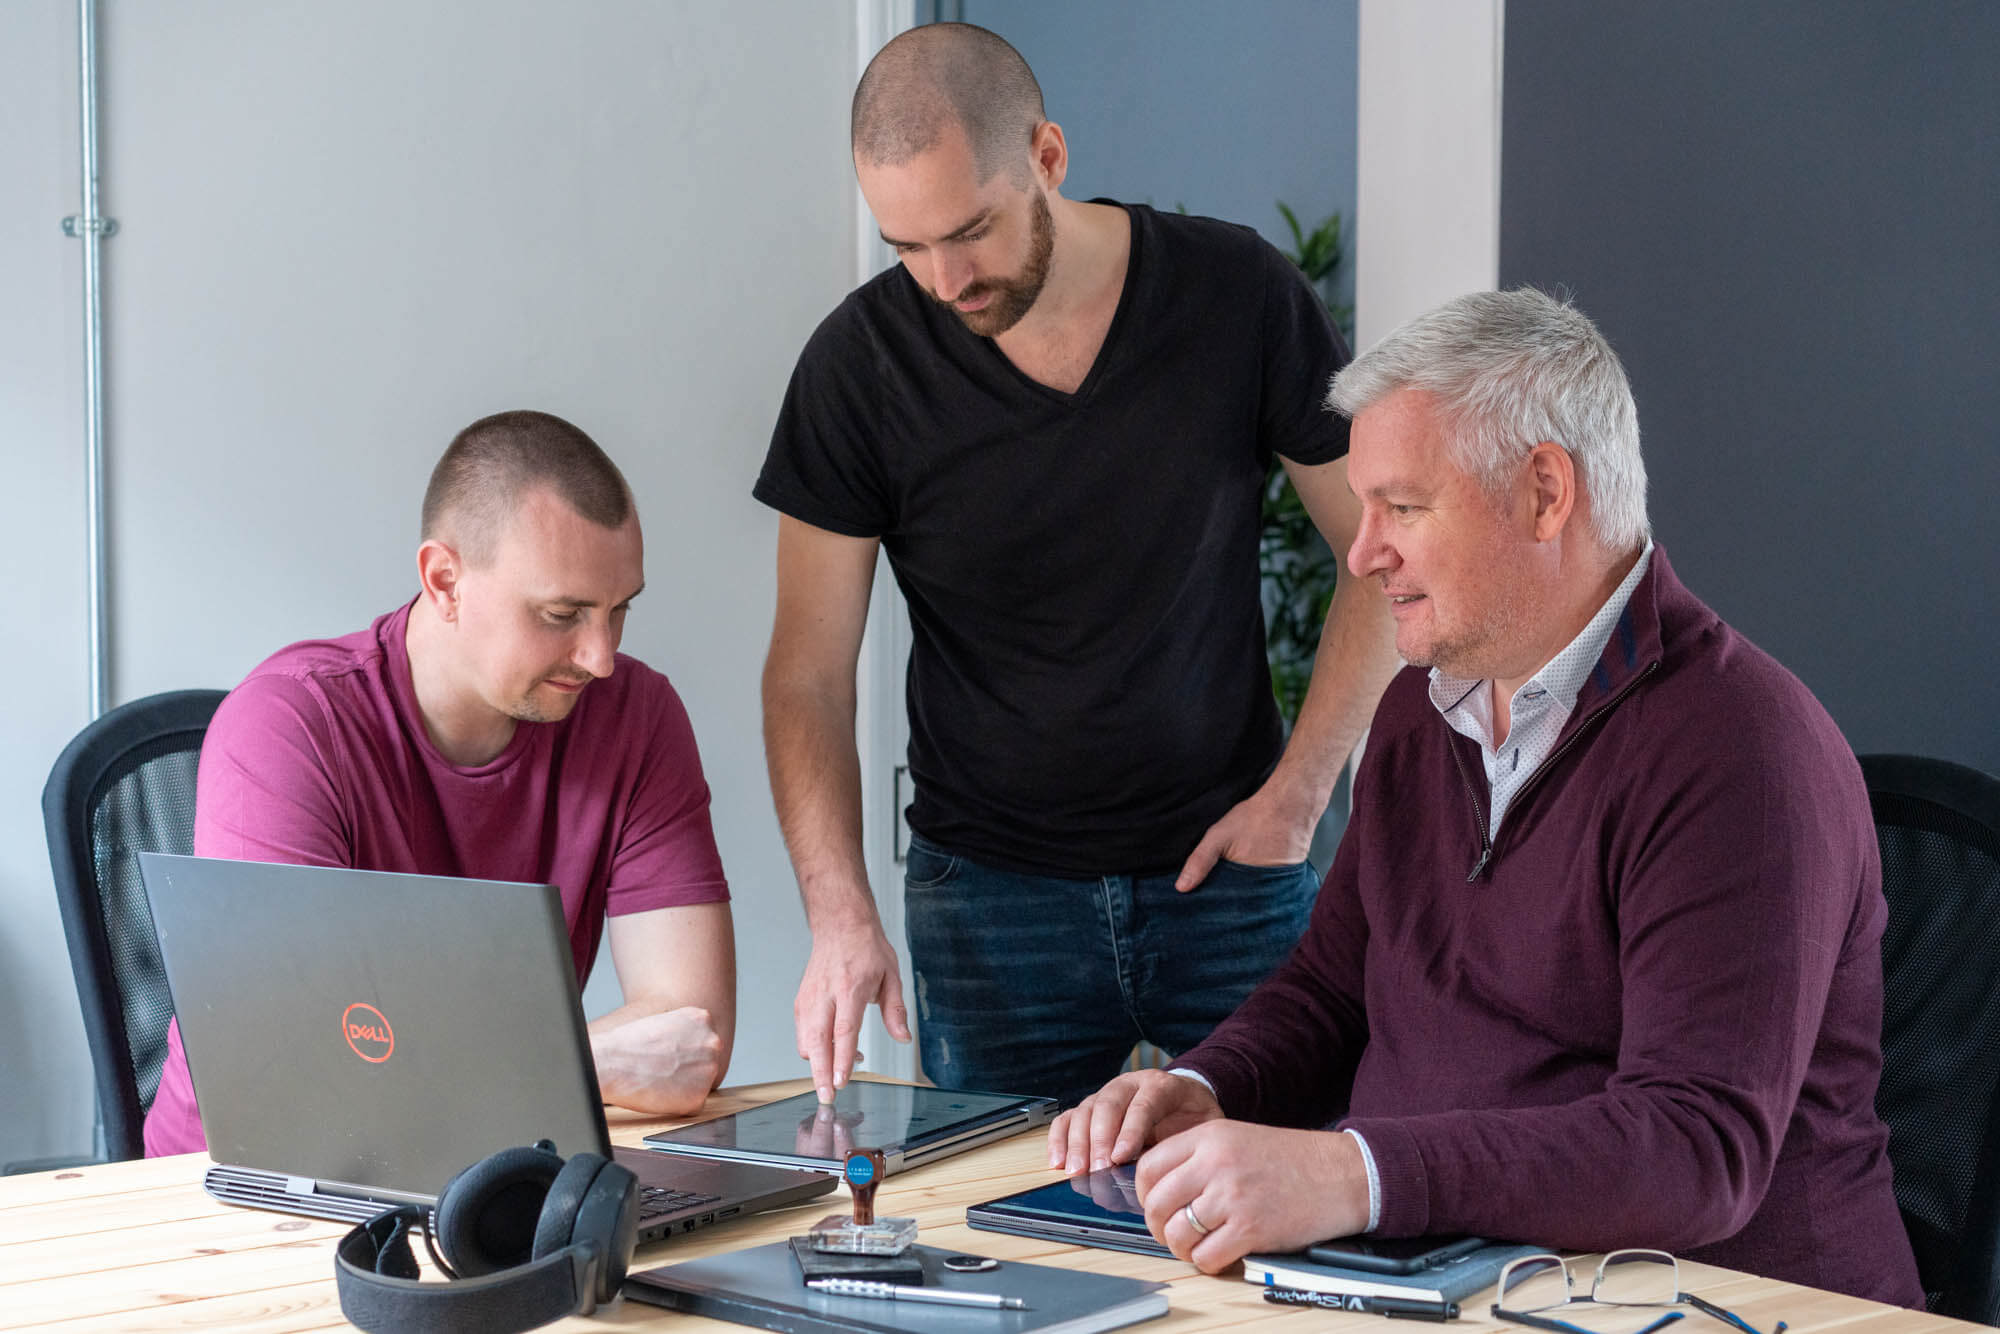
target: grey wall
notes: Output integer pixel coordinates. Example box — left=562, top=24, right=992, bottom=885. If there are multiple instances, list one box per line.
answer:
left=3, top=0, right=93, bottom=1168
left=1501, top=0, right=2000, bottom=776
left=2, top=0, right=856, bottom=1165
left=960, top=0, right=1359, bottom=313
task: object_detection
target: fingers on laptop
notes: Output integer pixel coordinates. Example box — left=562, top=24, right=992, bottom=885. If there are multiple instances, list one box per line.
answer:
left=796, top=934, right=911, bottom=1103
left=796, top=991, right=836, bottom=1103
left=876, top=969, right=912, bottom=1043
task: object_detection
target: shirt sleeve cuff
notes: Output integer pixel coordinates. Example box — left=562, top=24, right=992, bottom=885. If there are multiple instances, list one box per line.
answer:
left=1167, top=1066, right=1219, bottom=1109
left=1343, top=1127, right=1383, bottom=1233
left=1337, top=1116, right=1432, bottom=1236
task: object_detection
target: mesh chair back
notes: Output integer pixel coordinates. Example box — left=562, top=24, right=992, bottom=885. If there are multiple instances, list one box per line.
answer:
left=42, top=690, right=226, bottom=1161
left=1862, top=753, right=2000, bottom=1325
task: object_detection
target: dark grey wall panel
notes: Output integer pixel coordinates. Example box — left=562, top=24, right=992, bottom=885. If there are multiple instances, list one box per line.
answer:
left=1501, top=0, right=1999, bottom=775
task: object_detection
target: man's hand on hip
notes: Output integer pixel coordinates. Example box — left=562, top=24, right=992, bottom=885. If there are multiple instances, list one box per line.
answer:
left=1136, top=1120, right=1370, bottom=1273
left=1048, top=1069, right=1222, bottom=1174
left=794, top=918, right=911, bottom=1103
left=1175, top=779, right=1319, bottom=891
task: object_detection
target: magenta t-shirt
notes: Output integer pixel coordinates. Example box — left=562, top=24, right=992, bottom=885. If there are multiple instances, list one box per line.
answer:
left=143, top=601, right=730, bottom=1157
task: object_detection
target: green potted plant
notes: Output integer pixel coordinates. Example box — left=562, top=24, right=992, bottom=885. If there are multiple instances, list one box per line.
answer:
left=1264, top=202, right=1353, bottom=725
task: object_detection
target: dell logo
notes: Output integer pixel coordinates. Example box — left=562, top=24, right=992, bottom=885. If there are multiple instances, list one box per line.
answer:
left=342, top=1002, right=395, bottom=1063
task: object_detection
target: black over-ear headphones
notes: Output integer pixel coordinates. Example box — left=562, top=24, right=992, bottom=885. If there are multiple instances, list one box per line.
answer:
left=334, top=1140, right=638, bottom=1333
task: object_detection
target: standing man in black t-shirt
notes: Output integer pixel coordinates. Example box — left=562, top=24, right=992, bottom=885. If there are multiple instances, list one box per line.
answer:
left=758, top=23, right=1398, bottom=1109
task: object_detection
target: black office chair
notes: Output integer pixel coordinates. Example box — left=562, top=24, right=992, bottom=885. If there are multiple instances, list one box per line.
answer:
left=1862, top=753, right=2000, bottom=1325
left=41, top=689, right=227, bottom=1164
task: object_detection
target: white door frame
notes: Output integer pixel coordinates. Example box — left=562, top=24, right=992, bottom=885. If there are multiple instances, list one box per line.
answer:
left=850, top=0, right=919, bottom=1083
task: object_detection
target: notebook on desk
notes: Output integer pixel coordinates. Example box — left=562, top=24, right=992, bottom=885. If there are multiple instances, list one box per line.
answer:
left=1241, top=1242, right=1547, bottom=1303
left=625, top=1239, right=1169, bottom=1334
left=139, top=853, right=834, bottom=1241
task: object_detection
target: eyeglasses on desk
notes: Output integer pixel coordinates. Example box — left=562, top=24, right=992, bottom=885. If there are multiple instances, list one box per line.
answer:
left=1493, top=1249, right=1788, bottom=1334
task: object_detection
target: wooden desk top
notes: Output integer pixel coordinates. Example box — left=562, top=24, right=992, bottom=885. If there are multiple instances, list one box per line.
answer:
left=0, top=1077, right=1977, bottom=1333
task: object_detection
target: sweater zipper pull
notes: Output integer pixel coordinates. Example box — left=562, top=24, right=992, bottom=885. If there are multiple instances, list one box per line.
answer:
left=1466, top=845, right=1491, bottom=882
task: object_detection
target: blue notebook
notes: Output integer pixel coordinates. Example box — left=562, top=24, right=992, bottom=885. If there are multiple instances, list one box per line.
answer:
left=1243, top=1242, right=1546, bottom=1303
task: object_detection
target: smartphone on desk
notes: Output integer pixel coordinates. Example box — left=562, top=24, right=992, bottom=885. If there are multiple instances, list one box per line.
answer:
left=1303, top=1233, right=1486, bottom=1274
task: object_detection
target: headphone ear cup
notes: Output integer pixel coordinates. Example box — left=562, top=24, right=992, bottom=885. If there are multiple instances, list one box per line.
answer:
left=530, top=1152, right=609, bottom=1262
left=563, top=1158, right=639, bottom=1301
left=432, top=1143, right=563, bottom=1277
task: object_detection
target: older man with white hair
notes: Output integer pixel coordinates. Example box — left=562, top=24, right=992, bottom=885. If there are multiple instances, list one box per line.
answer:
left=1049, top=289, right=1921, bottom=1305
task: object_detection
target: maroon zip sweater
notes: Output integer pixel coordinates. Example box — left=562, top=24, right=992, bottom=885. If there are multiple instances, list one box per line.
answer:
left=1176, top=547, right=1921, bottom=1304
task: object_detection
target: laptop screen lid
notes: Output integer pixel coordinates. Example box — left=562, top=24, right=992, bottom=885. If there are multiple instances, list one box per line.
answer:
left=140, top=853, right=614, bottom=1206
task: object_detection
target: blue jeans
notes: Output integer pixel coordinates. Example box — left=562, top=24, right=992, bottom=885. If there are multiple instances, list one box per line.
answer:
left=902, top=833, right=1318, bottom=1108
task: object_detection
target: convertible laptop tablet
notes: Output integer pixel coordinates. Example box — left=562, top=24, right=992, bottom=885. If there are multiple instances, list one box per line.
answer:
left=642, top=1080, right=1057, bottom=1175
left=139, top=853, right=834, bottom=1240
left=969, top=1169, right=1495, bottom=1273
left=967, top=1164, right=1172, bottom=1257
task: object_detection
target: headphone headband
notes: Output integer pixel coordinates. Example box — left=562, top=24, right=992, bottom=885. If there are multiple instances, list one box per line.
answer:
left=332, top=1142, right=635, bottom=1334
left=334, top=1206, right=603, bottom=1333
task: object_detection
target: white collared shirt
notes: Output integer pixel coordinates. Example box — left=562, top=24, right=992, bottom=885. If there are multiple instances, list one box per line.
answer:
left=1429, top=542, right=1653, bottom=840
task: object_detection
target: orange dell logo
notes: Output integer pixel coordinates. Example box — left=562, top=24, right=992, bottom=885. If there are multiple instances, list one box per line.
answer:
left=342, top=1003, right=394, bottom=1063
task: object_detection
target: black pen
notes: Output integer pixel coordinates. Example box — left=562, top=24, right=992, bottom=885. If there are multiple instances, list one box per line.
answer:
left=1264, top=1286, right=1460, bottom=1320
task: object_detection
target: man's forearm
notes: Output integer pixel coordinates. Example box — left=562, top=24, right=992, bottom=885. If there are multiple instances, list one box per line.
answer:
left=763, top=681, right=879, bottom=929
left=1264, top=575, right=1399, bottom=812
left=767, top=668, right=913, bottom=1094
left=587, top=995, right=733, bottom=1061
left=587, top=1007, right=727, bottom=1115
left=1176, top=915, right=1369, bottom=1129
left=588, top=901, right=737, bottom=1114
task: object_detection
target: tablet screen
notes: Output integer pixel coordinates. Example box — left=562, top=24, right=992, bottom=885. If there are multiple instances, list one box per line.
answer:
left=977, top=1164, right=1153, bottom=1235
left=648, top=1083, right=1044, bottom=1165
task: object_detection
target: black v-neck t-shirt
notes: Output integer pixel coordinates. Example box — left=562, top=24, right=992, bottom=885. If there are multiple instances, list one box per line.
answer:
left=756, top=203, right=1350, bottom=876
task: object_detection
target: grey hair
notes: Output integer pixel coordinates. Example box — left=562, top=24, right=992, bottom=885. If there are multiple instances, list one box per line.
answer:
left=1326, top=288, right=1649, bottom=551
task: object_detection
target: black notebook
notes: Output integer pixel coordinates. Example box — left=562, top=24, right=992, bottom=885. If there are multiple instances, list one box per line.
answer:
left=624, top=1240, right=1169, bottom=1334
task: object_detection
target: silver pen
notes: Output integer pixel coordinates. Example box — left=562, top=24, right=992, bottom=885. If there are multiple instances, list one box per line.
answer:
left=806, top=1278, right=1027, bottom=1310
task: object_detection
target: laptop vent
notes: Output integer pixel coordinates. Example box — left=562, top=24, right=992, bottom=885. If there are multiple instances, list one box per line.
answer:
left=203, top=1165, right=414, bottom=1227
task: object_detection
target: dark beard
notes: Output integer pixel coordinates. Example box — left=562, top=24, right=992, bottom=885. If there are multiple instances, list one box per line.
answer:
left=936, top=189, right=1054, bottom=337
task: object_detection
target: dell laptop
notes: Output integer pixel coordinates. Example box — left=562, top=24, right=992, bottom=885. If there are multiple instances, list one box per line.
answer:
left=139, top=853, right=834, bottom=1241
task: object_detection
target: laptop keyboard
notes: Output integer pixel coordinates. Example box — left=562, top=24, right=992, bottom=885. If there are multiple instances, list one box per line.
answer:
left=638, top=1185, right=723, bottom=1219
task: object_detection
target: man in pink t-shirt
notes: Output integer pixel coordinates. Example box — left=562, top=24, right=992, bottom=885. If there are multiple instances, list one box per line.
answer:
left=145, top=410, right=736, bottom=1157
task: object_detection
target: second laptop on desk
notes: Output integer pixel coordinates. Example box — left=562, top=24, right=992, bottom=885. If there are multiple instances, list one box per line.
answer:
left=141, top=854, right=835, bottom=1242
left=643, top=1080, right=1058, bottom=1176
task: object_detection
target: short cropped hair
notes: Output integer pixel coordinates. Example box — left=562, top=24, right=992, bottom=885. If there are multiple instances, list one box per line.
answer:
left=420, top=410, right=632, bottom=565
left=851, top=23, right=1045, bottom=183
left=1327, top=288, right=1650, bottom=552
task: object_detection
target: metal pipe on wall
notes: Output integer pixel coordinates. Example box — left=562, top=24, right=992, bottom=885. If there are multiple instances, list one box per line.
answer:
left=62, top=0, right=115, bottom=720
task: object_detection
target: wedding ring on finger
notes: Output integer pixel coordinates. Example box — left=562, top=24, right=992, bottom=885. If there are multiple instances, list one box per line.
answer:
left=1183, top=1202, right=1213, bottom=1236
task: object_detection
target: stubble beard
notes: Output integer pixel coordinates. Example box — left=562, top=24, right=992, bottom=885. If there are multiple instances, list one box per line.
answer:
left=508, top=678, right=589, bottom=724
left=938, top=189, right=1055, bottom=338
left=1409, top=616, right=1506, bottom=680
left=1392, top=553, right=1531, bottom=681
